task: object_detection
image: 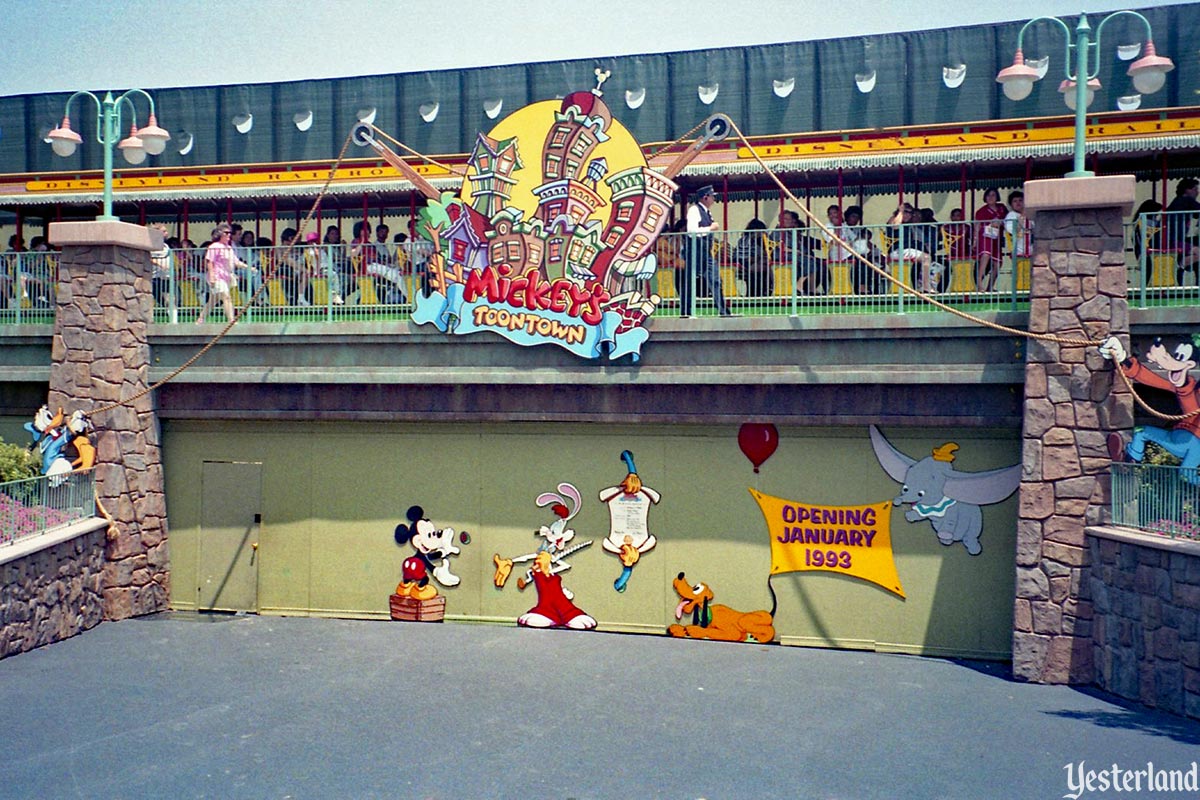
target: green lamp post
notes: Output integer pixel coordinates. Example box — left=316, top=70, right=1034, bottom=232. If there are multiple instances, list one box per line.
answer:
left=996, top=10, right=1174, bottom=178
left=45, top=89, right=171, bottom=221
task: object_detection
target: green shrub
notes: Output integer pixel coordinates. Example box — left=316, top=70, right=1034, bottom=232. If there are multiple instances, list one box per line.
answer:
left=0, top=437, right=40, bottom=483
left=1144, top=441, right=1181, bottom=467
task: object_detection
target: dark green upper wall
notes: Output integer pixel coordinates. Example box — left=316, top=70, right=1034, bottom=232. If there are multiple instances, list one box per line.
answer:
left=0, top=4, right=1195, bottom=174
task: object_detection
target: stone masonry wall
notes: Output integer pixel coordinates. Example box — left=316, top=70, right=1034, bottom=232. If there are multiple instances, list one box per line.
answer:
left=48, top=234, right=169, bottom=620
left=0, top=525, right=107, bottom=657
left=1013, top=202, right=1133, bottom=683
left=1089, top=533, right=1200, bottom=720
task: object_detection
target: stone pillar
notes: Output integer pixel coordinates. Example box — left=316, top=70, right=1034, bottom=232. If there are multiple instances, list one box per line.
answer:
left=47, top=221, right=169, bottom=620
left=1013, top=176, right=1135, bottom=683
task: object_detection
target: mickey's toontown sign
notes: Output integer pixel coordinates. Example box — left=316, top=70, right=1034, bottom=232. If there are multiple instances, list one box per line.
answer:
left=408, top=71, right=676, bottom=361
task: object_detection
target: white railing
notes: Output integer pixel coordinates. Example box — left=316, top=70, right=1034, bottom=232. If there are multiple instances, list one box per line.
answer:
left=2, top=210, right=1194, bottom=324
left=1111, top=462, right=1200, bottom=540
left=0, top=469, right=96, bottom=548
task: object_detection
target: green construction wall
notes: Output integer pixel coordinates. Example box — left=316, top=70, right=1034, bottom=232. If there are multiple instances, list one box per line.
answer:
left=161, top=419, right=1019, bottom=658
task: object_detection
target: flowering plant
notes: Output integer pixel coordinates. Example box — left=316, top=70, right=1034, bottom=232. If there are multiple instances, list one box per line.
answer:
left=0, top=490, right=71, bottom=545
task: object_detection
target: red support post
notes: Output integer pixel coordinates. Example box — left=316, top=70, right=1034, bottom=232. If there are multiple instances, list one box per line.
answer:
left=1160, top=151, right=1168, bottom=206
left=959, top=164, right=967, bottom=217
left=721, top=175, right=729, bottom=230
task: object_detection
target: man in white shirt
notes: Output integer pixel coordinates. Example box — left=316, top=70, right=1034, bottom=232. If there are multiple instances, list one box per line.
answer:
left=822, top=205, right=852, bottom=263
left=684, top=185, right=731, bottom=317
left=1005, top=190, right=1031, bottom=258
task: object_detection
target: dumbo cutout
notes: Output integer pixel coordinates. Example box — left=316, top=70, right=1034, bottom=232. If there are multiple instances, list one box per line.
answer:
left=869, top=425, right=1020, bottom=556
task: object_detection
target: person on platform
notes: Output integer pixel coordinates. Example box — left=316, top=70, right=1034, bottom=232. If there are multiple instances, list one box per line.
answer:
left=196, top=225, right=246, bottom=324
left=683, top=185, right=731, bottom=317
left=1161, top=177, right=1200, bottom=284
left=733, top=218, right=773, bottom=298
left=974, top=187, right=1007, bottom=292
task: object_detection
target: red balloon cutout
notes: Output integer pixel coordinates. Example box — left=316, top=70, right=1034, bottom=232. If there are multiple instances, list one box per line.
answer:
left=738, top=423, right=779, bottom=473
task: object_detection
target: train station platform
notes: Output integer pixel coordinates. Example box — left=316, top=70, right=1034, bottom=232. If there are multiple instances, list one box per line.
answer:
left=2, top=613, right=1198, bottom=799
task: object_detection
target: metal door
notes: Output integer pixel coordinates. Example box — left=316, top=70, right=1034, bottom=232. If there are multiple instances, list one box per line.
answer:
left=198, top=461, right=262, bottom=612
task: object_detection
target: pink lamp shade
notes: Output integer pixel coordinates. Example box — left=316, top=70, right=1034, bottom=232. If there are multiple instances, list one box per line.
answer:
left=136, top=112, right=171, bottom=156
left=1058, top=78, right=1101, bottom=111
left=117, top=124, right=147, bottom=165
left=47, top=116, right=84, bottom=157
left=1127, top=41, right=1174, bottom=95
left=996, top=50, right=1042, bottom=101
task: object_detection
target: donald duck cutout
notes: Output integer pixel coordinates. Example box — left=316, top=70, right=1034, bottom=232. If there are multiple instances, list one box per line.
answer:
left=24, top=405, right=97, bottom=485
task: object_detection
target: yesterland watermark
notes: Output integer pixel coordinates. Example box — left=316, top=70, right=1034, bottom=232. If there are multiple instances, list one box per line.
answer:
left=1064, top=761, right=1199, bottom=798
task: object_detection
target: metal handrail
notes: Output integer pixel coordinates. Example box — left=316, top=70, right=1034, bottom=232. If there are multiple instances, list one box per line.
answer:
left=0, top=469, right=96, bottom=547
left=1, top=211, right=1194, bottom=324
left=1110, top=462, right=1200, bottom=540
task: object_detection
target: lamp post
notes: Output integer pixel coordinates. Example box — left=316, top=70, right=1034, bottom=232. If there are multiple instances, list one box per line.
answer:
left=996, top=11, right=1173, bottom=178
left=46, top=89, right=170, bottom=221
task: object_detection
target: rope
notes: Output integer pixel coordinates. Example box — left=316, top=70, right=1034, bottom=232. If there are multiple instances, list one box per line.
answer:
left=1112, top=360, right=1200, bottom=422
left=645, top=118, right=711, bottom=162
left=367, top=125, right=468, bottom=178
left=723, top=117, right=1197, bottom=423
left=71, top=117, right=1189, bottom=426
left=85, top=128, right=360, bottom=420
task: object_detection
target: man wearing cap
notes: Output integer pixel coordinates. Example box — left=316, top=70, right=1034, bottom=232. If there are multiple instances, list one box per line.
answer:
left=683, top=185, right=731, bottom=317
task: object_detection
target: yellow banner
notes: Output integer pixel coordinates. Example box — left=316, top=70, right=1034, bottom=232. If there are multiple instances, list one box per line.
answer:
left=25, top=163, right=453, bottom=193
left=750, top=489, right=904, bottom=598
left=736, top=115, right=1200, bottom=161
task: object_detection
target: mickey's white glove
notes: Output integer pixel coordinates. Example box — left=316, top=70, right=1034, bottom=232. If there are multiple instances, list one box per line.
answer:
left=1099, top=336, right=1127, bottom=363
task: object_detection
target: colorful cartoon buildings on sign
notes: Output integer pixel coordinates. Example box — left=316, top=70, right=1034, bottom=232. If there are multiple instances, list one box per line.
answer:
left=410, top=72, right=675, bottom=361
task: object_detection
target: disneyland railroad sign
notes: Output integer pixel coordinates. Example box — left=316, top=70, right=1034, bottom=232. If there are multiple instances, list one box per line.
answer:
left=411, top=70, right=672, bottom=361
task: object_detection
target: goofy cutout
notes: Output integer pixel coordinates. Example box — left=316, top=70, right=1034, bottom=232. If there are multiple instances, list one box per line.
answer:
left=1102, top=335, right=1200, bottom=483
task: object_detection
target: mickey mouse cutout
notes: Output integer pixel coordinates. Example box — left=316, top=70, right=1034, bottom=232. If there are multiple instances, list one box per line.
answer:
left=394, top=505, right=465, bottom=600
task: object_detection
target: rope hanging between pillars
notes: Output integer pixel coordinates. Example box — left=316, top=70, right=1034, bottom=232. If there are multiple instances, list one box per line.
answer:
left=75, top=115, right=1183, bottom=425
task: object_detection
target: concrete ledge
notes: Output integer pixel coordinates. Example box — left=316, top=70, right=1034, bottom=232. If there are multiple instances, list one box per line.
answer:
left=1024, top=175, right=1135, bottom=216
left=0, top=517, right=109, bottom=567
left=150, top=363, right=1026, bottom=386
left=49, top=220, right=163, bottom=252
left=1086, top=524, right=1200, bottom=558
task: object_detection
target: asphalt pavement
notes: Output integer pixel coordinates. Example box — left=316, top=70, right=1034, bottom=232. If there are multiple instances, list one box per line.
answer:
left=2, top=613, right=1198, bottom=799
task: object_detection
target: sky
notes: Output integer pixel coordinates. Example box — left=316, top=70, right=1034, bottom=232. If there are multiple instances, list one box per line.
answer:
left=0, top=0, right=1190, bottom=97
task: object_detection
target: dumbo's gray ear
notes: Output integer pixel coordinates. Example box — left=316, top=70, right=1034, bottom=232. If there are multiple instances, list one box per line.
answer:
left=944, top=464, right=1021, bottom=505
left=869, top=425, right=915, bottom=482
